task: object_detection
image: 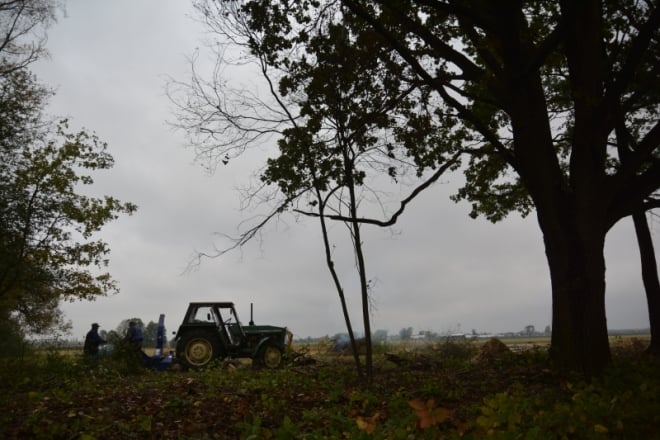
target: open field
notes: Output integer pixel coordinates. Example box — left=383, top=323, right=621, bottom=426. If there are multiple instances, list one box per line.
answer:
left=1, top=336, right=658, bottom=439
left=39, top=331, right=650, bottom=356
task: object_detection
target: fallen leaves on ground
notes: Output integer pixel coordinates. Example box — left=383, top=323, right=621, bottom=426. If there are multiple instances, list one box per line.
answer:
left=408, top=398, right=453, bottom=429
left=1, top=339, right=658, bottom=438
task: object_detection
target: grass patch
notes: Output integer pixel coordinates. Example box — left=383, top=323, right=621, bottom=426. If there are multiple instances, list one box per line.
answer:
left=0, top=338, right=658, bottom=439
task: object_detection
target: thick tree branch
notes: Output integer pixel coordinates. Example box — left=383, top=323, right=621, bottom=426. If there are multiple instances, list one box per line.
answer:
left=376, top=1, right=484, bottom=81
left=342, top=0, right=484, bottom=83
left=293, top=150, right=462, bottom=226
left=617, top=120, right=660, bottom=185
left=410, top=0, right=501, bottom=34
left=435, top=85, right=517, bottom=170
left=642, top=196, right=660, bottom=211
left=603, top=2, right=660, bottom=121
left=525, top=23, right=563, bottom=76
left=610, top=111, right=659, bottom=227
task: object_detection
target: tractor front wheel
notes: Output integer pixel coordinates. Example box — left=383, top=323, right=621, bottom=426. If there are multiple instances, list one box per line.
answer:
left=259, top=344, right=283, bottom=369
left=177, top=330, right=222, bottom=370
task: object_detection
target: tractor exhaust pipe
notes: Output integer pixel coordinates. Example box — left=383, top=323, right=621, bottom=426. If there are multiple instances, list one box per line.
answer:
left=249, top=302, right=254, bottom=326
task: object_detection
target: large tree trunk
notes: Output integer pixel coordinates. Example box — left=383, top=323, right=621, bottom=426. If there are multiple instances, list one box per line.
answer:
left=503, top=52, right=611, bottom=376
left=505, top=69, right=611, bottom=375
left=539, top=203, right=611, bottom=376
left=632, top=210, right=660, bottom=355
left=502, top=2, right=611, bottom=375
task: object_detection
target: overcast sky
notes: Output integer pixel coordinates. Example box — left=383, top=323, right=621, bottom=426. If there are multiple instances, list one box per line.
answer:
left=31, top=0, right=655, bottom=341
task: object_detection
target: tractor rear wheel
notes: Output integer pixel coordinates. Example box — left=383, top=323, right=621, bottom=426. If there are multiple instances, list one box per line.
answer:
left=259, top=344, right=283, bottom=369
left=177, top=330, right=222, bottom=370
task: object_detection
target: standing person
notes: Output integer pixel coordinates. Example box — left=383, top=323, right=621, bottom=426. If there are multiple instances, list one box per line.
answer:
left=125, top=321, right=143, bottom=350
left=83, top=323, right=106, bottom=365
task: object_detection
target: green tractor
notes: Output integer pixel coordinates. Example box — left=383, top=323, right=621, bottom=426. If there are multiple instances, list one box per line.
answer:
left=173, top=302, right=291, bottom=370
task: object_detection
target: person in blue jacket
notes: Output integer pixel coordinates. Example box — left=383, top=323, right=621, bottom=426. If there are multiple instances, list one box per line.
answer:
left=124, top=321, right=143, bottom=350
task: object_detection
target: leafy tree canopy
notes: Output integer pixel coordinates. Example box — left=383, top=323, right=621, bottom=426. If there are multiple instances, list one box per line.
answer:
left=211, top=0, right=660, bottom=376
left=0, top=67, right=137, bottom=335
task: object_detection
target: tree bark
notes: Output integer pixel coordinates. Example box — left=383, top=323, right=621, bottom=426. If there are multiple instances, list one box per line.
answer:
left=504, top=59, right=611, bottom=377
left=632, top=210, right=660, bottom=355
left=540, top=205, right=611, bottom=376
left=503, top=0, right=611, bottom=376
left=316, top=187, right=363, bottom=376
left=342, top=142, right=374, bottom=379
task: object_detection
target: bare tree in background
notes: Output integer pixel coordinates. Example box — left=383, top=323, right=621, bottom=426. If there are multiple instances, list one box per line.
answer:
left=0, top=0, right=60, bottom=75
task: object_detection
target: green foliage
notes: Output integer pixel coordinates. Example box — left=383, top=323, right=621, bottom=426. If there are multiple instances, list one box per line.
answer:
left=1, top=339, right=657, bottom=438
left=255, top=4, right=450, bottom=202
left=177, top=0, right=660, bottom=377
left=1, top=4, right=136, bottom=338
left=221, top=0, right=660, bottom=379
left=0, top=317, right=29, bottom=357
left=470, top=363, right=660, bottom=439
left=0, top=66, right=136, bottom=336
left=434, top=339, right=480, bottom=367
left=105, top=340, right=148, bottom=375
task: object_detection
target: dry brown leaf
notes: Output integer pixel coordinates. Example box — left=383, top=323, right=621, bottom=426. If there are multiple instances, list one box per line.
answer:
left=355, top=412, right=381, bottom=434
left=409, top=398, right=453, bottom=429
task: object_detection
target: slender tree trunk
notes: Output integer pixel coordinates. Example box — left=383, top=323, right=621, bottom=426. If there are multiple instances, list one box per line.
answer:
left=316, top=189, right=363, bottom=376
left=351, top=217, right=373, bottom=379
left=343, top=147, right=374, bottom=379
left=632, top=210, right=660, bottom=355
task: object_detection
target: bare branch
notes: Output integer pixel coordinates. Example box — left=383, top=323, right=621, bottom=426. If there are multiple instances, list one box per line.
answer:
left=0, top=0, right=59, bottom=74
left=294, top=150, right=463, bottom=226
left=185, top=187, right=310, bottom=271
